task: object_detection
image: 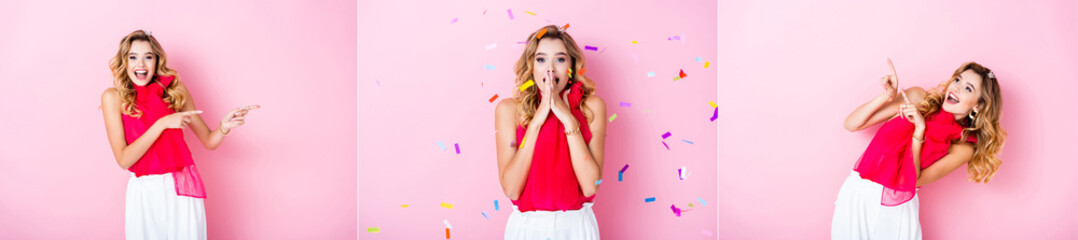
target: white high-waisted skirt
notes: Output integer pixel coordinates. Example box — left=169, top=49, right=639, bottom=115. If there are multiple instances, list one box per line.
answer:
left=505, top=202, right=600, bottom=240
left=125, top=172, right=207, bottom=240
left=831, top=170, right=921, bottom=240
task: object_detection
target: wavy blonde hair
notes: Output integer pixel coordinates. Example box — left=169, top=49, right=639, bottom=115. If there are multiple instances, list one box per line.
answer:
left=513, top=25, right=596, bottom=126
left=917, top=62, right=1006, bottom=183
left=108, top=30, right=186, bottom=118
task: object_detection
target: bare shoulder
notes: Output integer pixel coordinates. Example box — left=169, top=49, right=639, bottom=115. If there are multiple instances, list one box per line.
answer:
left=585, top=95, right=606, bottom=110
left=495, top=98, right=519, bottom=118
left=904, top=86, right=927, bottom=103
left=101, top=87, right=120, bottom=104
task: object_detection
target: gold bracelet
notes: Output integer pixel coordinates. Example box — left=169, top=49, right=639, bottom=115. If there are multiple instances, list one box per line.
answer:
left=221, top=127, right=231, bottom=136
left=565, top=127, right=580, bottom=136
left=912, top=135, right=924, bottom=143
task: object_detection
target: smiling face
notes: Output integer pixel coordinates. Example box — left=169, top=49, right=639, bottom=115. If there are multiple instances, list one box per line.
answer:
left=126, top=40, right=156, bottom=86
left=942, top=69, right=984, bottom=117
left=531, top=38, right=573, bottom=94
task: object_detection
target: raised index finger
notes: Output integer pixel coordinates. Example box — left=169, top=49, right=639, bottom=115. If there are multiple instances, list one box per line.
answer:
left=887, top=58, right=897, bottom=77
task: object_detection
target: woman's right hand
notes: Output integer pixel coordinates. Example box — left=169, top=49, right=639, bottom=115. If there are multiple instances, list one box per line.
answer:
left=530, top=69, right=555, bottom=129
left=156, top=110, right=203, bottom=129
left=880, top=58, right=901, bottom=101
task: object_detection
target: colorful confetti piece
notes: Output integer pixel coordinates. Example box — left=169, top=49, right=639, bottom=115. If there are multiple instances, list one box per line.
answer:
left=608, top=113, right=617, bottom=122
left=671, top=205, right=682, bottom=217
left=679, top=69, right=688, bottom=78
left=518, top=137, right=526, bottom=149
left=695, top=57, right=703, bottom=62
left=710, top=107, right=718, bottom=122
left=561, top=23, right=570, bottom=30
left=705, top=61, right=710, bottom=68
left=489, top=94, right=499, bottom=103
left=485, top=43, right=497, bottom=50
left=584, top=45, right=598, bottom=51
left=451, top=18, right=458, bottom=24
left=679, top=166, right=691, bottom=180
left=682, top=140, right=694, bottom=144
left=663, top=141, right=670, bottom=150
left=536, top=28, right=548, bottom=39
left=698, top=197, right=708, bottom=206
left=495, top=200, right=500, bottom=211
left=631, top=40, right=638, bottom=44
left=620, top=164, right=629, bottom=173
left=438, top=141, right=446, bottom=151
left=668, top=35, right=681, bottom=40
left=709, top=101, right=717, bottom=108
left=454, top=143, right=460, bottom=154
left=618, top=171, right=624, bottom=181
left=647, top=71, right=656, bottom=78
left=507, top=9, right=514, bottom=20
left=441, top=202, right=453, bottom=209
left=368, top=227, right=380, bottom=233
left=443, top=219, right=453, bottom=229
left=484, top=64, right=496, bottom=70
left=446, top=228, right=451, bottom=239
left=482, top=211, right=491, bottom=220
left=519, top=80, right=535, bottom=91
left=401, top=204, right=409, bottom=208
left=645, top=197, right=656, bottom=203
left=595, top=179, right=602, bottom=185
left=525, top=11, right=535, bottom=16
left=662, top=132, right=672, bottom=139
left=619, top=102, right=631, bottom=108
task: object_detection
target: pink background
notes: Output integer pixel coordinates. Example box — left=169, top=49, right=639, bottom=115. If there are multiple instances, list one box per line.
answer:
left=0, top=0, right=357, bottom=238
left=358, top=0, right=716, bottom=239
left=719, top=1, right=1077, bottom=239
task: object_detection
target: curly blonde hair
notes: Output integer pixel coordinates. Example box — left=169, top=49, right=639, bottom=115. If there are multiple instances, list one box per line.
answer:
left=917, top=62, right=1006, bottom=183
left=108, top=30, right=186, bottom=118
left=513, top=25, right=596, bottom=126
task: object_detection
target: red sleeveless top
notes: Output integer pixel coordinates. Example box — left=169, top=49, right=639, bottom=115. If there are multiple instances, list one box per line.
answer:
left=853, top=110, right=976, bottom=206
left=512, top=82, right=595, bottom=212
left=121, top=75, right=206, bottom=198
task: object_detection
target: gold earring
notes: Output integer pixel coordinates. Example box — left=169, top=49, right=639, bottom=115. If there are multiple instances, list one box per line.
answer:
left=969, top=108, right=979, bottom=120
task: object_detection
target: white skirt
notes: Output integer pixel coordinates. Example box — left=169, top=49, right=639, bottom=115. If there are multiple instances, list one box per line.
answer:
left=831, top=170, right=921, bottom=240
left=125, top=172, right=207, bottom=240
left=505, top=202, right=600, bottom=240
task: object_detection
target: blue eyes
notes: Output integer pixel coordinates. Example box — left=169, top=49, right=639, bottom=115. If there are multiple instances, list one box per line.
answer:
left=954, top=78, right=973, bottom=92
left=535, top=57, right=567, bottom=63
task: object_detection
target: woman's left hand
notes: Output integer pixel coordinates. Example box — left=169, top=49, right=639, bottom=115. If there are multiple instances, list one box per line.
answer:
left=220, top=105, right=260, bottom=134
left=550, top=89, right=578, bottom=129
left=899, top=103, right=924, bottom=130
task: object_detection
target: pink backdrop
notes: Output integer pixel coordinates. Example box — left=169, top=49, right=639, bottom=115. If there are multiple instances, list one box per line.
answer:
left=358, top=0, right=717, bottom=239
left=719, top=1, right=1077, bottom=239
left=0, top=0, right=357, bottom=238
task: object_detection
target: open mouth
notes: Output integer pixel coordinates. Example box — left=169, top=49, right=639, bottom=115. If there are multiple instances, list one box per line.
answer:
left=134, top=70, right=149, bottom=81
left=946, top=92, right=960, bottom=104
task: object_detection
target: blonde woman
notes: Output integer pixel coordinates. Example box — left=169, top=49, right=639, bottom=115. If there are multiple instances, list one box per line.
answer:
left=832, top=60, right=1006, bottom=239
left=494, top=25, right=608, bottom=239
left=100, top=30, right=258, bottom=239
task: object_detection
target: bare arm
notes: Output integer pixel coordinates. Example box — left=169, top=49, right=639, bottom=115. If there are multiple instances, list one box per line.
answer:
left=844, top=87, right=926, bottom=131
left=175, top=80, right=258, bottom=150
left=101, top=88, right=200, bottom=169
left=495, top=99, right=543, bottom=200
left=916, top=143, right=975, bottom=187
left=564, top=96, right=606, bottom=197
